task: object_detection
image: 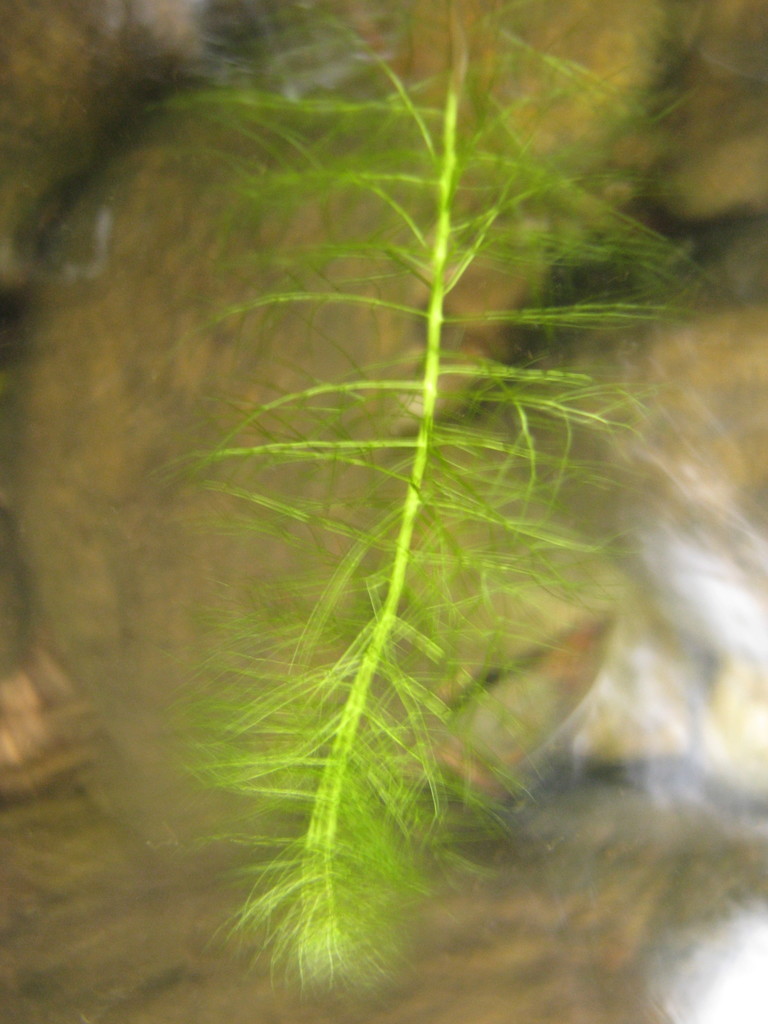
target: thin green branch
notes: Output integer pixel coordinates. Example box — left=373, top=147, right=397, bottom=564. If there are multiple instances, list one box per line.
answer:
left=290, top=74, right=461, bottom=987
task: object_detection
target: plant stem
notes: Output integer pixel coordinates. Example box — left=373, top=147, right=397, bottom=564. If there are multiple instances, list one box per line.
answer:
left=300, top=79, right=460, bottom=936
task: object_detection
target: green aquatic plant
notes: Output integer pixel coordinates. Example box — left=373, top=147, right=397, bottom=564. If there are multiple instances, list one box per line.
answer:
left=190, top=8, right=679, bottom=992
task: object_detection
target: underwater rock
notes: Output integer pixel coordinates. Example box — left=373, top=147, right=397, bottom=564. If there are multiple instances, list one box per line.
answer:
left=0, top=648, right=95, bottom=800
left=8, top=101, right=433, bottom=834
left=564, top=302, right=768, bottom=797
left=651, top=0, right=768, bottom=220
left=0, top=0, right=664, bottom=836
left=2, top=0, right=768, bottom=298
left=6, top=0, right=768, bottom=836
left=0, top=0, right=295, bottom=291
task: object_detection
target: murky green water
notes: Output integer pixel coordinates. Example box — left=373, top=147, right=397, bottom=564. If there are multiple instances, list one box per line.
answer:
left=3, top=779, right=768, bottom=1024
left=4, top=3, right=768, bottom=1022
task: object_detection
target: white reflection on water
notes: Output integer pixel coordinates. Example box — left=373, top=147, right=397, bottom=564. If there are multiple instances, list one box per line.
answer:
left=569, top=508, right=768, bottom=795
left=640, top=520, right=768, bottom=668
left=664, top=909, right=768, bottom=1024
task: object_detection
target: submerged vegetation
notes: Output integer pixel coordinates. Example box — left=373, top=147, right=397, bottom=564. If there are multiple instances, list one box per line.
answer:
left=190, top=5, right=680, bottom=991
